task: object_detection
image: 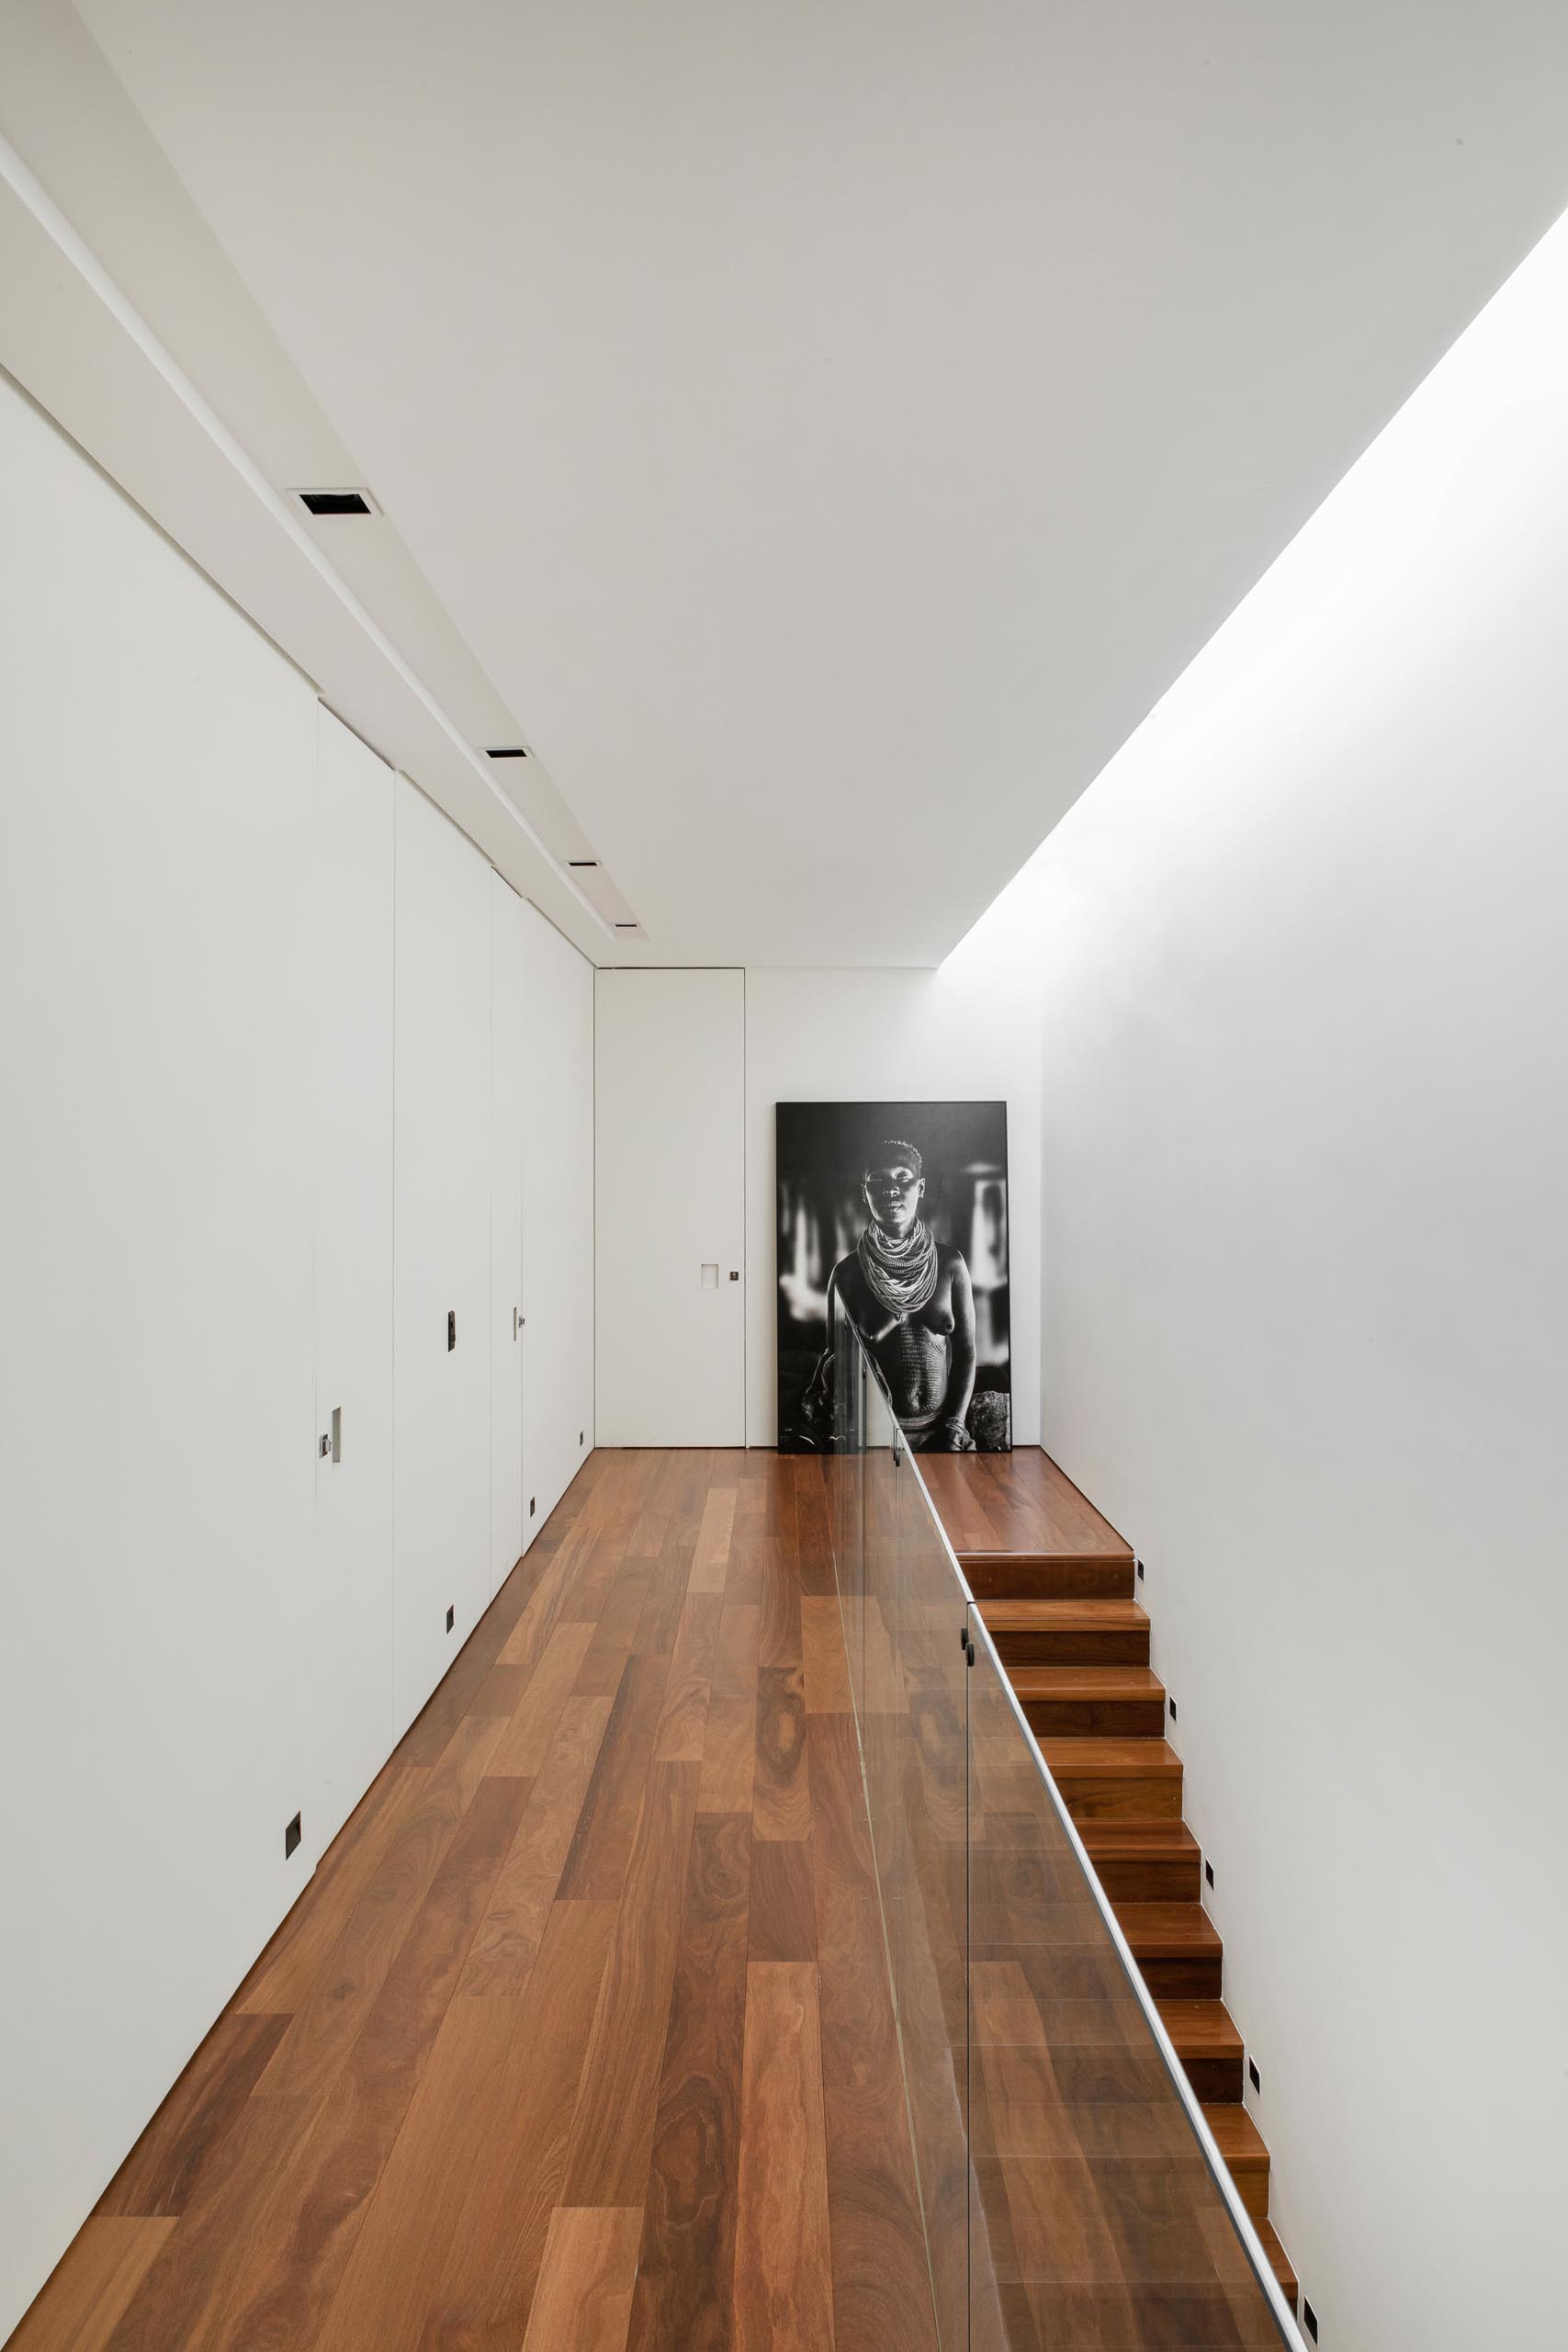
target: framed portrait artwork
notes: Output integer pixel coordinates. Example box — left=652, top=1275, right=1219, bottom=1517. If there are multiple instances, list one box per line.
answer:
left=775, top=1099, right=1010, bottom=1453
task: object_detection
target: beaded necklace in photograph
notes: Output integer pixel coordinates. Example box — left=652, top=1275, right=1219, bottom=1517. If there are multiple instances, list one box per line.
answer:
left=857, top=1216, right=939, bottom=1316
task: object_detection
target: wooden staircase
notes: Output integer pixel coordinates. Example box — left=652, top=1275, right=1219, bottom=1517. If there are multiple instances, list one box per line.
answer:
left=936, top=1459, right=1300, bottom=2317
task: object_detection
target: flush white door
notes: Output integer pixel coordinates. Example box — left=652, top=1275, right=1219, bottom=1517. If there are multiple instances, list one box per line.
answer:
left=595, top=967, right=745, bottom=1446
left=310, top=707, right=395, bottom=1849
left=489, top=872, right=527, bottom=1594
left=392, top=775, right=492, bottom=1733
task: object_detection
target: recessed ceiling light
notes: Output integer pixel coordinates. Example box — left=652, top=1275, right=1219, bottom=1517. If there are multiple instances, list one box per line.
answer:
left=484, top=746, right=528, bottom=760
left=568, top=859, right=599, bottom=868
left=615, top=922, right=641, bottom=932
left=293, top=488, right=378, bottom=516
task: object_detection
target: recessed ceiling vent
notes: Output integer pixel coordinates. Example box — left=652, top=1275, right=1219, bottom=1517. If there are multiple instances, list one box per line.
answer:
left=293, top=488, right=378, bottom=517
left=484, top=745, right=528, bottom=760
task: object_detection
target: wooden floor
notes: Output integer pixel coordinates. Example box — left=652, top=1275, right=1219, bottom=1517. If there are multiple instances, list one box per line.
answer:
left=11, top=1443, right=1295, bottom=2352
left=9, top=1449, right=936, bottom=2352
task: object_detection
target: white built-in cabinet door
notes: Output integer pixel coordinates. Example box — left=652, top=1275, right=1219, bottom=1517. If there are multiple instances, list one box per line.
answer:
left=392, top=776, right=492, bottom=1733
left=595, top=967, right=746, bottom=1446
left=489, top=873, right=527, bottom=1595
left=310, top=707, right=395, bottom=1846
left=522, top=901, right=595, bottom=1537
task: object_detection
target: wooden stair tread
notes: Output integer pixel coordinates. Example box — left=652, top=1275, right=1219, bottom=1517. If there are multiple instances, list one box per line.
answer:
left=1079, top=1821, right=1199, bottom=1858
left=1156, top=1998, right=1243, bottom=2058
left=1037, top=1736, right=1181, bottom=1777
left=1201, top=2104, right=1268, bottom=2167
left=1009, top=1666, right=1163, bottom=1700
left=1116, top=1903, right=1223, bottom=1957
left=980, top=1598, right=1147, bottom=1629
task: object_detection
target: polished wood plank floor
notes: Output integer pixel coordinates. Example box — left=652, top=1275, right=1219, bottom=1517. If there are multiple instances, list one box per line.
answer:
left=7, top=1451, right=936, bottom=2352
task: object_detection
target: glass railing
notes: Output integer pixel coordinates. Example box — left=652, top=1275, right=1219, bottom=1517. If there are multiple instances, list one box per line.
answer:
left=823, top=1292, right=1304, bottom=2350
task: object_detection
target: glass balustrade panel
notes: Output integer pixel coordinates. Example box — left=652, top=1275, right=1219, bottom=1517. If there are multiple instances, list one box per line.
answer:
left=965, top=1603, right=1290, bottom=2348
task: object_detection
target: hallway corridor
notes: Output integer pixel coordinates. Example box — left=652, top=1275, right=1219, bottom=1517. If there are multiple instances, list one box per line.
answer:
left=11, top=1451, right=935, bottom=2352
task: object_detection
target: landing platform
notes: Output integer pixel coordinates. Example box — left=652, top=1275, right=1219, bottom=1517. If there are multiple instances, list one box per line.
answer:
left=919, top=1445, right=1133, bottom=1568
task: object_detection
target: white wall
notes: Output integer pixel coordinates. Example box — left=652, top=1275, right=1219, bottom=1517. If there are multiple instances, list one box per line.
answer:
left=0, top=379, right=598, bottom=2340
left=520, top=900, right=595, bottom=1532
left=0, top=369, right=319, bottom=2336
left=1027, top=216, right=1568, bottom=2349
left=744, top=956, right=1043, bottom=1449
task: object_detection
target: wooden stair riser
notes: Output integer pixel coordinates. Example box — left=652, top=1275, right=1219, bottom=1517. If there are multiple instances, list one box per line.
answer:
left=1021, top=1691, right=1166, bottom=1737
left=1133, top=1951, right=1223, bottom=1999
left=961, top=1553, right=1134, bottom=1600
left=1202, top=2106, right=1272, bottom=2224
left=1077, top=1823, right=1202, bottom=1905
left=1115, top=1903, right=1224, bottom=2002
left=991, top=1624, right=1150, bottom=1668
left=1156, top=2003, right=1246, bottom=2106
left=1227, top=2148, right=1269, bottom=2224
left=1089, top=1849, right=1201, bottom=1902
left=1170, top=2044, right=1244, bottom=2104
left=1258, top=2220, right=1299, bottom=2305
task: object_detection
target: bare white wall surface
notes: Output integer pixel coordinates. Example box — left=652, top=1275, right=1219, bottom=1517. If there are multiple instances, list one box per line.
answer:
left=744, top=954, right=1043, bottom=1451
left=391, top=775, right=492, bottom=1732
left=519, top=901, right=595, bottom=1531
left=596, top=967, right=746, bottom=1447
left=0, top=371, right=318, bottom=2339
left=1026, top=213, right=1568, bottom=2350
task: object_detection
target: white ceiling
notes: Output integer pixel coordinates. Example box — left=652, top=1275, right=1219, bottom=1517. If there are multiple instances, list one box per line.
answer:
left=35, top=4, right=1568, bottom=960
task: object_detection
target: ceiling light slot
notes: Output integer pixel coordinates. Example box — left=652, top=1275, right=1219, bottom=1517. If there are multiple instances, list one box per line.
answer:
left=484, top=745, right=528, bottom=760
left=293, top=488, right=378, bottom=516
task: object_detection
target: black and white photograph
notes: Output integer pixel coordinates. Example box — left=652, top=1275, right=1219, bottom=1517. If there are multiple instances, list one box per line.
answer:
left=776, top=1100, right=1010, bottom=1453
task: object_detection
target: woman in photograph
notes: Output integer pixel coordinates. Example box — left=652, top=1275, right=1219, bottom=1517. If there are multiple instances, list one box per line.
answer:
left=823, top=1137, right=976, bottom=1450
